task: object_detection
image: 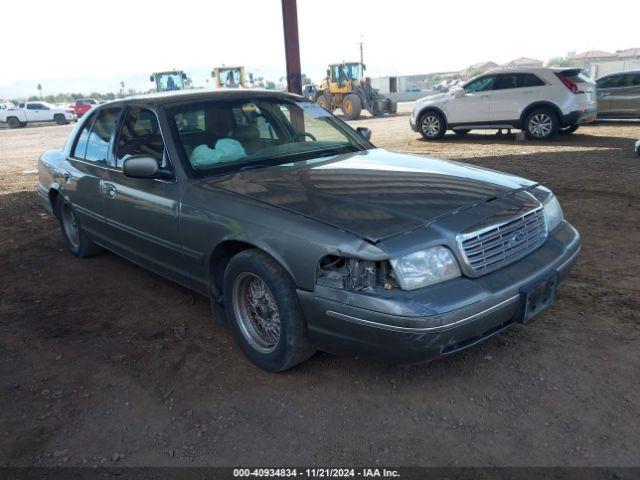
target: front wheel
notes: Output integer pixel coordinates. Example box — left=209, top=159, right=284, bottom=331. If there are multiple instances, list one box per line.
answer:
left=7, top=117, right=20, bottom=129
left=419, top=111, right=446, bottom=139
left=342, top=94, right=362, bottom=120
left=223, top=249, right=316, bottom=372
left=559, top=125, right=579, bottom=135
left=524, top=109, right=558, bottom=140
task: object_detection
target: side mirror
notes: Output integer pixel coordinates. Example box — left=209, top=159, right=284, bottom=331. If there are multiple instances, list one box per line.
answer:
left=123, top=155, right=161, bottom=179
left=149, top=75, right=155, bottom=82
left=356, top=127, right=372, bottom=141
left=451, top=87, right=465, bottom=98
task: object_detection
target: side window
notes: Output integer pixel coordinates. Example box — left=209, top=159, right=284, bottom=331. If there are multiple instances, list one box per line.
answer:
left=596, top=75, right=622, bottom=89
left=84, top=107, right=121, bottom=162
left=620, top=73, right=640, bottom=87
left=115, top=107, right=166, bottom=168
left=522, top=74, right=545, bottom=87
left=72, top=114, right=96, bottom=159
left=464, top=76, right=495, bottom=93
left=27, top=103, right=39, bottom=110
left=493, top=74, right=519, bottom=90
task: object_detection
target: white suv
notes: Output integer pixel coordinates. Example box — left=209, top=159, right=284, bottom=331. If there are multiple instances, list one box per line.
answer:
left=410, top=68, right=597, bottom=140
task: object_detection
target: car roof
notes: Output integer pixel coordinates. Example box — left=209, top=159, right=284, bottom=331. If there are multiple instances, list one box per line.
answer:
left=101, top=88, right=306, bottom=108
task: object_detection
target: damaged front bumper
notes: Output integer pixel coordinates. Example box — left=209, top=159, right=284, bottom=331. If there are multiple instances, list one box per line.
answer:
left=298, top=220, right=581, bottom=362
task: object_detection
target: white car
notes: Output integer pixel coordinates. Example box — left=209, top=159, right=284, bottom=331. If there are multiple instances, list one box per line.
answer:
left=411, top=68, right=597, bottom=140
left=0, top=102, right=28, bottom=128
left=17, top=101, right=75, bottom=125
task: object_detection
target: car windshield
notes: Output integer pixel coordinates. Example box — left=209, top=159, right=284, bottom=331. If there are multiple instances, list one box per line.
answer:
left=157, top=73, right=184, bottom=92
left=168, top=97, right=373, bottom=176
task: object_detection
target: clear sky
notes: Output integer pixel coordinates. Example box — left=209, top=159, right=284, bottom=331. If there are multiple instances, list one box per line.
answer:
left=1, top=0, right=638, bottom=96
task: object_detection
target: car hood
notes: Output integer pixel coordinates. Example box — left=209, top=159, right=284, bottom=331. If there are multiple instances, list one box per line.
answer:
left=417, top=92, right=449, bottom=104
left=203, top=148, right=537, bottom=243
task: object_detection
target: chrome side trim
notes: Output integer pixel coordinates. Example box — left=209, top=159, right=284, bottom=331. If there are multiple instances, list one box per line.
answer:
left=326, top=295, right=520, bottom=334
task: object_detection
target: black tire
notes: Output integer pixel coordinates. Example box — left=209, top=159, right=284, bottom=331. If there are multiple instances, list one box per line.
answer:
left=7, top=117, right=20, bottom=129
left=389, top=100, right=398, bottom=114
left=55, top=195, right=103, bottom=258
left=54, top=114, right=69, bottom=125
left=223, top=249, right=316, bottom=372
left=453, top=129, right=471, bottom=136
left=559, top=125, right=579, bottom=135
left=418, top=110, right=446, bottom=139
left=316, top=94, right=332, bottom=112
left=342, top=94, right=362, bottom=120
left=524, top=108, right=558, bottom=140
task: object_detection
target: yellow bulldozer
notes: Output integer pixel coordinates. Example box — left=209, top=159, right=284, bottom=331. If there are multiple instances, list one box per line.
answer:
left=314, top=62, right=397, bottom=120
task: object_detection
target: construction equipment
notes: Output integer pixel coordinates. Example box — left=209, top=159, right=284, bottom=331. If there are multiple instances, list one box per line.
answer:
left=314, top=62, right=397, bottom=120
left=212, top=66, right=249, bottom=88
left=150, top=70, right=190, bottom=92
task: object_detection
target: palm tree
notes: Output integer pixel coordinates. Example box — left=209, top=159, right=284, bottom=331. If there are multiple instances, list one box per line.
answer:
left=37, top=84, right=43, bottom=99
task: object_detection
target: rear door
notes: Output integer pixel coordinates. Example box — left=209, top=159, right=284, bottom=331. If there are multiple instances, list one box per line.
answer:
left=446, top=75, right=495, bottom=124
left=99, top=106, right=189, bottom=285
left=62, top=107, right=121, bottom=239
left=489, top=73, right=545, bottom=122
left=607, top=72, right=640, bottom=117
left=596, top=74, right=623, bottom=113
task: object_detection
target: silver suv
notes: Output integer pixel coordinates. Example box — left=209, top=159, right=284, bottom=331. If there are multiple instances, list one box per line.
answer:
left=411, top=68, right=597, bottom=140
left=596, top=70, right=640, bottom=118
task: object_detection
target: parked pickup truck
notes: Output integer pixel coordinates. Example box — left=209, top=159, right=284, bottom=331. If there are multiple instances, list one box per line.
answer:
left=71, top=98, right=98, bottom=117
left=16, top=101, right=75, bottom=125
left=0, top=102, right=28, bottom=128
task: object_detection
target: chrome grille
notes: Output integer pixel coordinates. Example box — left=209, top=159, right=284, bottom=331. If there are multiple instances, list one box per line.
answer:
left=458, top=207, right=548, bottom=275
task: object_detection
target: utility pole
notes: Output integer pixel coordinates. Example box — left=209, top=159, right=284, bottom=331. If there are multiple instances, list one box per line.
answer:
left=358, top=36, right=364, bottom=65
left=281, top=0, right=302, bottom=95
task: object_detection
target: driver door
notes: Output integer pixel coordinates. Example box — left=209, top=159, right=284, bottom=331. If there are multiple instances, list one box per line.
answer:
left=26, top=103, right=50, bottom=122
left=445, top=75, right=495, bottom=124
left=99, top=106, right=189, bottom=286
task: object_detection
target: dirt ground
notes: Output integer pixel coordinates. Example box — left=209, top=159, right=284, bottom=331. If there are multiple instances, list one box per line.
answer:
left=1, top=106, right=639, bottom=467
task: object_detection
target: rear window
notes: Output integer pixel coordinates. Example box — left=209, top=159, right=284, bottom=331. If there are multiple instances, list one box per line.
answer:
left=558, top=69, right=590, bottom=83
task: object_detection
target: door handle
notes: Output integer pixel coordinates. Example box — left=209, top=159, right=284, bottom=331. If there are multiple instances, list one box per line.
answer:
left=481, top=94, right=491, bottom=99
left=600, top=92, right=610, bottom=97
left=62, top=171, right=72, bottom=183
left=102, top=183, right=117, bottom=199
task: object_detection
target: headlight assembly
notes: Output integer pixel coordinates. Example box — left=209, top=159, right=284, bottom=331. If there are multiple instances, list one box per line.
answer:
left=543, top=194, right=564, bottom=232
left=390, top=246, right=461, bottom=291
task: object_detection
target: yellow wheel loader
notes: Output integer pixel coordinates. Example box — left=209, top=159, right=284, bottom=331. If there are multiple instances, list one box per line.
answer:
left=212, top=66, right=248, bottom=88
left=314, top=62, right=397, bottom=120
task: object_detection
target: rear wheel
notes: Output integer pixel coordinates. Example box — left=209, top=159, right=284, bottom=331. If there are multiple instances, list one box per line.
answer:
left=559, top=125, right=579, bottom=135
left=224, top=249, right=316, bottom=372
left=524, top=108, right=558, bottom=140
left=316, top=94, right=332, bottom=112
left=54, top=114, right=68, bottom=125
left=7, top=117, right=20, bottom=129
left=55, top=195, right=103, bottom=258
left=419, top=110, right=446, bottom=139
left=342, top=94, right=362, bottom=120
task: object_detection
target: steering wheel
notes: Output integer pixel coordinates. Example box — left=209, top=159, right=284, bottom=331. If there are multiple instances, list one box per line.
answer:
left=293, top=131, right=317, bottom=142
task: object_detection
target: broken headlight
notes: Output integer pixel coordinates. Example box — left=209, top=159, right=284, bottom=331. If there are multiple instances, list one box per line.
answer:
left=390, top=246, right=460, bottom=291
